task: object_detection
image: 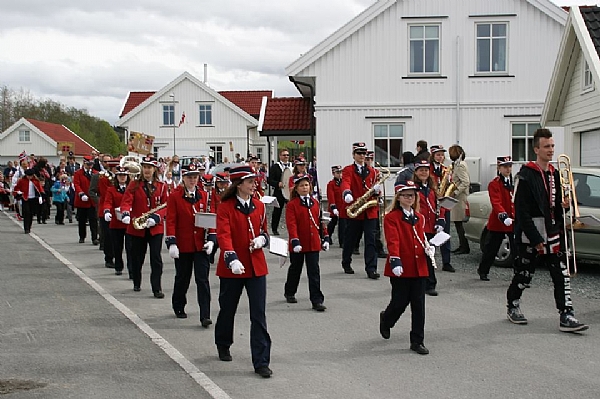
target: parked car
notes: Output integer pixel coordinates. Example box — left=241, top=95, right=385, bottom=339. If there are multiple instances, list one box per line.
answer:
left=464, top=167, right=600, bottom=267
left=208, top=163, right=244, bottom=176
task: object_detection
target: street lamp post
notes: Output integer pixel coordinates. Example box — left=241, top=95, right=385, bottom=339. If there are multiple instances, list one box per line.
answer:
left=169, top=93, right=176, bottom=156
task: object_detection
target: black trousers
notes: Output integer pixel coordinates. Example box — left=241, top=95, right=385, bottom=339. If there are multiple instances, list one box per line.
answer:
left=53, top=201, right=65, bottom=224
left=425, top=233, right=437, bottom=291
left=21, top=199, right=39, bottom=232
left=110, top=228, right=132, bottom=274
left=479, top=231, right=514, bottom=275
left=172, top=251, right=211, bottom=321
left=507, top=244, right=572, bottom=311
left=342, top=217, right=378, bottom=272
left=38, top=198, right=50, bottom=222
left=327, top=215, right=338, bottom=244
left=271, top=189, right=287, bottom=233
left=381, top=277, right=426, bottom=344
left=454, top=221, right=470, bottom=250
left=285, top=251, right=324, bottom=305
left=215, top=276, right=271, bottom=369
left=130, top=231, right=163, bottom=292
left=99, top=218, right=114, bottom=262
left=441, top=212, right=451, bottom=265
left=77, top=207, right=98, bottom=241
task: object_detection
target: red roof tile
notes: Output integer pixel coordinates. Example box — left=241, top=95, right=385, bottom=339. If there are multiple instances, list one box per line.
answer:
left=26, top=118, right=97, bottom=155
left=120, top=91, right=156, bottom=118
left=261, top=97, right=312, bottom=132
left=219, top=91, right=273, bottom=117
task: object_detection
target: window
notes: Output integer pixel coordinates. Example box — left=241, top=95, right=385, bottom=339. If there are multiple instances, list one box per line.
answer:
left=409, top=25, right=440, bottom=74
left=210, top=145, right=223, bottom=164
left=199, top=104, right=212, bottom=125
left=373, top=124, right=404, bottom=167
left=163, top=105, right=174, bottom=126
left=19, top=130, right=30, bottom=142
left=583, top=60, right=594, bottom=91
left=476, top=23, right=507, bottom=73
left=511, top=122, right=540, bottom=162
left=573, top=173, right=600, bottom=208
left=255, top=147, right=264, bottom=162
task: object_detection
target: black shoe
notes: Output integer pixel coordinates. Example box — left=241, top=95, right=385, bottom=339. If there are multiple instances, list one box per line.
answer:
left=410, top=343, right=429, bottom=355
left=99, top=244, right=104, bottom=251
left=115, top=270, right=123, bottom=276
left=479, top=274, right=490, bottom=281
left=284, top=294, right=297, bottom=304
left=507, top=307, right=527, bottom=324
left=58, top=222, right=65, bottom=225
left=153, top=291, right=165, bottom=299
left=377, top=252, right=388, bottom=259
left=367, top=270, right=380, bottom=279
left=24, top=230, right=30, bottom=234
left=92, top=239, right=100, bottom=245
left=559, top=310, right=589, bottom=332
left=312, top=303, right=326, bottom=312
left=455, top=248, right=470, bottom=255
left=272, top=231, right=280, bottom=236
left=105, top=261, right=115, bottom=268
left=201, top=318, right=213, bottom=328
left=79, top=238, right=85, bottom=243
left=442, top=264, right=456, bottom=273
left=343, top=266, right=355, bottom=274
left=42, top=220, right=47, bottom=224
left=37, top=220, right=41, bottom=224
left=254, top=366, right=273, bottom=378
left=175, top=310, right=187, bottom=319
left=133, top=286, right=141, bottom=292
left=379, top=311, right=390, bottom=339
left=217, top=346, right=232, bottom=361
left=425, top=289, right=438, bottom=296
left=353, top=248, right=360, bottom=255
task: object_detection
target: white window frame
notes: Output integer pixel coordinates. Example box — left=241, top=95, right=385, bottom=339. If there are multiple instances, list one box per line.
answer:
left=475, top=22, right=508, bottom=74
left=162, top=104, right=175, bottom=126
left=198, top=103, right=213, bottom=126
left=373, top=123, right=404, bottom=168
left=582, top=60, right=594, bottom=93
left=209, top=144, right=223, bottom=164
left=408, top=24, right=441, bottom=75
left=511, top=122, right=540, bottom=162
left=19, top=130, right=31, bottom=142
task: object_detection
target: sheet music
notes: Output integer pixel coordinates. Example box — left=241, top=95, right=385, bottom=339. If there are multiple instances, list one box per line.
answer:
left=439, top=197, right=459, bottom=210
left=269, top=237, right=288, bottom=257
left=195, top=212, right=217, bottom=229
left=429, top=231, right=451, bottom=246
left=261, top=195, right=279, bottom=208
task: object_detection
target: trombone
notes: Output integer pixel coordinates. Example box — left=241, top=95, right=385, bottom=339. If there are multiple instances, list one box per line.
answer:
left=557, top=154, right=582, bottom=276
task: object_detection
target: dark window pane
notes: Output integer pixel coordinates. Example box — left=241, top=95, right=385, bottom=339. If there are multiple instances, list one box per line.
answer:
left=389, top=139, right=403, bottom=167
left=477, top=39, right=490, bottom=72
left=425, top=40, right=439, bottom=73
left=512, top=138, right=526, bottom=161
left=492, top=38, right=506, bottom=71
left=492, top=23, right=506, bottom=37
left=410, top=41, right=424, bottom=73
left=374, top=139, right=389, bottom=167
left=477, top=24, right=490, bottom=37
left=527, top=138, right=535, bottom=161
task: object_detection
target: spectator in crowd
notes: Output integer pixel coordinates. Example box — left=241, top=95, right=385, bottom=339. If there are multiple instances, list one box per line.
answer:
left=3, top=161, right=16, bottom=179
left=395, top=152, right=416, bottom=184
left=415, top=140, right=429, bottom=162
left=51, top=174, right=70, bottom=225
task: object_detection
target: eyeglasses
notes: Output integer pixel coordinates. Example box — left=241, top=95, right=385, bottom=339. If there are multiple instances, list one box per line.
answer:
left=399, top=194, right=415, bottom=198
left=282, top=154, right=290, bottom=156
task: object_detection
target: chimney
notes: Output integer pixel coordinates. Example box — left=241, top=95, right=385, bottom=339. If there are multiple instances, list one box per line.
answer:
left=203, top=64, right=208, bottom=84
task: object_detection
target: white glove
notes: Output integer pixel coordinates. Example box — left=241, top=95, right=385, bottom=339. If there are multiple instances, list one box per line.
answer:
left=504, top=217, right=513, bottom=227
left=252, top=236, right=266, bottom=250
left=392, top=266, right=403, bottom=276
left=322, top=241, right=330, bottom=251
left=146, top=218, right=157, bottom=228
left=426, top=246, right=435, bottom=258
left=293, top=245, right=302, bottom=253
left=230, top=259, right=245, bottom=275
left=81, top=195, right=89, bottom=202
left=373, top=184, right=382, bottom=194
left=435, top=224, right=444, bottom=234
left=121, top=216, right=131, bottom=225
left=169, top=244, right=180, bottom=259
left=38, top=197, right=43, bottom=204
left=104, top=212, right=112, bottom=222
left=344, top=193, right=354, bottom=204
left=333, top=209, right=339, bottom=217
left=203, top=241, right=214, bottom=255
left=16, top=191, right=23, bottom=195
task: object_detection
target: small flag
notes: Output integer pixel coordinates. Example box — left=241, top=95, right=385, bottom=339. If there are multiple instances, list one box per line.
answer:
left=18, top=150, right=27, bottom=161
left=179, top=112, right=186, bottom=127
left=292, top=140, right=305, bottom=145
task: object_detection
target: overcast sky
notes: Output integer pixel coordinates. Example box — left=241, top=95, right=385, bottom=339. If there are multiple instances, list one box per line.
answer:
left=0, top=0, right=596, bottom=124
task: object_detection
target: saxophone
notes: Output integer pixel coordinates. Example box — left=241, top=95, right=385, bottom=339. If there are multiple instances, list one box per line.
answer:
left=132, top=203, right=167, bottom=229
left=347, top=166, right=390, bottom=218
left=437, top=163, right=457, bottom=198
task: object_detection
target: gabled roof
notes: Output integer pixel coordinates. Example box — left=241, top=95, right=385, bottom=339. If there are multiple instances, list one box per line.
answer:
left=286, top=0, right=567, bottom=77
left=120, top=91, right=155, bottom=118
left=116, top=72, right=260, bottom=126
left=542, top=6, right=600, bottom=126
left=219, top=91, right=273, bottom=117
left=258, top=97, right=313, bottom=137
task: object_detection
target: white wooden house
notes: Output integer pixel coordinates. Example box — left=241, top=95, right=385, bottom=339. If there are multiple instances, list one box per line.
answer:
left=285, top=0, right=568, bottom=191
left=542, top=6, right=600, bottom=167
left=116, top=72, right=268, bottom=162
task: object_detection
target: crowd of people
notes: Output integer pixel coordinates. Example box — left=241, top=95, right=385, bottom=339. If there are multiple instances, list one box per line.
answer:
left=2, top=130, right=589, bottom=379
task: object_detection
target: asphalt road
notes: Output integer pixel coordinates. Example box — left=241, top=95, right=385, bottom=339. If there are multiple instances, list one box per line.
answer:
left=1, top=210, right=599, bottom=399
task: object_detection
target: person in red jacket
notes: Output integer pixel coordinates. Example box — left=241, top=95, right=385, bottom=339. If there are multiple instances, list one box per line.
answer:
left=73, top=156, right=99, bottom=244
left=214, top=165, right=272, bottom=379
left=284, top=173, right=329, bottom=311
left=429, top=145, right=454, bottom=273
left=12, top=169, right=44, bottom=234
left=326, top=165, right=344, bottom=247
left=379, top=180, right=431, bottom=355
left=341, top=142, right=381, bottom=278
left=120, top=156, right=168, bottom=298
left=165, top=164, right=216, bottom=326
left=103, top=166, right=132, bottom=277
left=477, top=156, right=515, bottom=281
left=90, top=156, right=119, bottom=267
left=248, top=155, right=264, bottom=198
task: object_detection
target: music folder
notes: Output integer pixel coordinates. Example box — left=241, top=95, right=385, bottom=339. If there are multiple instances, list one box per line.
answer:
left=269, top=237, right=288, bottom=257
left=195, top=212, right=217, bottom=229
left=261, top=195, right=280, bottom=208
left=577, top=215, right=600, bottom=227
left=439, top=197, right=459, bottom=210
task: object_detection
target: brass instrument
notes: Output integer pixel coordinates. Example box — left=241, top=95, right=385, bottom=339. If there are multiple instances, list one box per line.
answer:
left=437, top=163, right=456, bottom=198
left=132, top=203, right=167, bottom=230
left=347, top=165, right=391, bottom=218
left=119, top=156, right=141, bottom=178
left=557, top=154, right=582, bottom=276
left=100, top=170, right=114, bottom=183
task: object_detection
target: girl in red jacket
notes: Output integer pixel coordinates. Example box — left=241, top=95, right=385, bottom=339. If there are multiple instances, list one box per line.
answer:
left=379, top=180, right=431, bottom=355
left=477, top=156, right=515, bottom=281
left=103, top=166, right=132, bottom=277
left=284, top=173, right=329, bottom=311
left=12, top=169, right=44, bottom=234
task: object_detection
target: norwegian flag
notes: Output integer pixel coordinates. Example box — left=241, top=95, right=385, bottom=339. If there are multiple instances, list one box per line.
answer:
left=178, top=112, right=186, bottom=127
left=292, top=140, right=305, bottom=145
left=18, top=150, right=27, bottom=161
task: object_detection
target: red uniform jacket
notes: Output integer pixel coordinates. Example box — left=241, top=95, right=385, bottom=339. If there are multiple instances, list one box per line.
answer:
left=13, top=177, right=44, bottom=199
left=216, top=197, right=269, bottom=278
left=166, top=186, right=216, bottom=253
left=120, top=180, right=168, bottom=237
left=341, top=163, right=379, bottom=220
left=103, top=185, right=128, bottom=230
left=211, top=188, right=224, bottom=213
left=73, top=168, right=97, bottom=209
left=415, top=182, right=446, bottom=234
left=486, top=176, right=514, bottom=233
left=326, top=177, right=348, bottom=218
left=383, top=209, right=429, bottom=278
left=255, top=175, right=265, bottom=198
left=429, top=162, right=446, bottom=189
left=95, top=174, right=113, bottom=216
left=286, top=196, right=328, bottom=253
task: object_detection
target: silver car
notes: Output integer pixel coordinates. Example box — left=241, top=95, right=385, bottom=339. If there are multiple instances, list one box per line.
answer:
left=464, top=167, right=600, bottom=267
